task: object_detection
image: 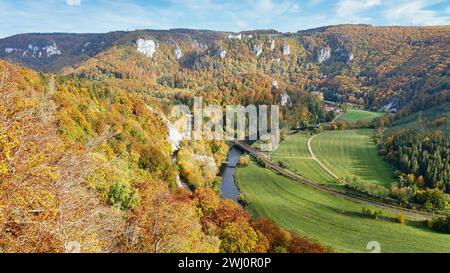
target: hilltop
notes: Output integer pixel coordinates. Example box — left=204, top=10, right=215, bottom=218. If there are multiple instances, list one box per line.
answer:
left=0, top=25, right=449, bottom=112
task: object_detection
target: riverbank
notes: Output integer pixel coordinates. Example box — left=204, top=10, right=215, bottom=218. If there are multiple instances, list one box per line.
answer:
left=220, top=147, right=243, bottom=204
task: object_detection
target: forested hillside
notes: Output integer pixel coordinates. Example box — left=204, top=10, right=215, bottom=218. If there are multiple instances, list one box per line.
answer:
left=375, top=102, right=449, bottom=213
left=1, top=25, right=449, bottom=114
left=0, top=60, right=329, bottom=253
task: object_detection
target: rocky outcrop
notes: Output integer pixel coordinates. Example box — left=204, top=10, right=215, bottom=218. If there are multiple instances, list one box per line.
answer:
left=146, top=105, right=191, bottom=190
left=228, top=33, right=242, bottom=40
left=174, top=46, right=183, bottom=60
left=269, top=40, right=276, bottom=51
left=380, top=100, right=400, bottom=113
left=44, top=42, right=62, bottom=57
left=280, top=93, right=291, bottom=107
left=317, top=47, right=331, bottom=64
left=253, top=44, right=263, bottom=57
left=4, top=42, right=62, bottom=58
left=348, top=52, right=354, bottom=62
left=5, top=48, right=16, bottom=54
left=136, top=39, right=158, bottom=58
left=272, top=80, right=278, bottom=89
left=146, top=105, right=183, bottom=152
left=282, top=45, right=290, bottom=56
left=219, top=49, right=227, bottom=59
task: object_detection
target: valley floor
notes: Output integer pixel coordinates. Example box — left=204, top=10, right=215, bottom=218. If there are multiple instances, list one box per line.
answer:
left=311, top=129, right=395, bottom=188
left=235, top=161, right=450, bottom=252
left=337, top=109, right=385, bottom=122
left=272, top=129, right=395, bottom=189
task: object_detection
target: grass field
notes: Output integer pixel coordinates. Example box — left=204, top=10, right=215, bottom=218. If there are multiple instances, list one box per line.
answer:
left=272, top=133, right=337, bottom=187
left=337, top=109, right=385, bottom=122
left=272, top=130, right=394, bottom=188
left=235, top=162, right=450, bottom=253
left=272, top=133, right=310, bottom=158
left=311, top=129, right=395, bottom=188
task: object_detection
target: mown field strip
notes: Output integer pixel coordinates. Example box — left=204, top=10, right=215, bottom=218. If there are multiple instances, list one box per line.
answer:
left=271, top=133, right=337, bottom=186
left=337, top=109, right=385, bottom=122
left=307, top=134, right=339, bottom=180
left=235, top=162, right=450, bottom=253
left=311, top=129, right=395, bottom=188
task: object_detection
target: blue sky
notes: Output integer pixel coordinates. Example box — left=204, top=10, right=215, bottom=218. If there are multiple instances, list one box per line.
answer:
left=0, top=0, right=449, bottom=38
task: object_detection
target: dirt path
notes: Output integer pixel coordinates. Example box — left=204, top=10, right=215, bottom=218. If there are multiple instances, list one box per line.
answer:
left=307, top=134, right=339, bottom=180
left=332, top=112, right=345, bottom=122
left=234, top=141, right=432, bottom=220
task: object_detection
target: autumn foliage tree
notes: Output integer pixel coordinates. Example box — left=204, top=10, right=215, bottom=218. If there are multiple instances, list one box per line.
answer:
left=0, top=61, right=124, bottom=252
left=193, top=188, right=330, bottom=253
left=122, top=181, right=220, bottom=253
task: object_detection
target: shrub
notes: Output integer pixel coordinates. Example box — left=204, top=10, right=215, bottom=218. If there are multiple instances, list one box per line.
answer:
left=237, top=194, right=248, bottom=207
left=397, top=213, right=406, bottom=224
left=108, top=181, right=139, bottom=210
left=414, top=189, right=449, bottom=212
left=390, top=184, right=414, bottom=205
left=362, top=207, right=383, bottom=219
left=238, top=155, right=251, bottom=167
left=345, top=176, right=389, bottom=197
left=428, top=215, right=450, bottom=234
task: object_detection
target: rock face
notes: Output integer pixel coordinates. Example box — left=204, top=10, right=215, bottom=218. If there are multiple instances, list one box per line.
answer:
left=146, top=105, right=188, bottom=190
left=44, top=42, right=61, bottom=57
left=282, top=45, right=290, bottom=56
left=219, top=49, right=227, bottom=59
left=174, top=46, right=183, bottom=60
left=166, top=119, right=183, bottom=152
left=272, top=80, right=278, bottom=89
left=193, top=40, right=208, bottom=54
left=228, top=33, right=242, bottom=40
left=317, top=47, right=331, bottom=64
left=146, top=105, right=183, bottom=152
left=136, top=39, right=158, bottom=58
left=4, top=42, right=62, bottom=58
left=348, top=52, right=354, bottom=62
left=270, top=40, right=276, bottom=51
left=280, top=93, right=291, bottom=107
left=253, top=44, right=263, bottom=57
left=380, top=100, right=399, bottom=113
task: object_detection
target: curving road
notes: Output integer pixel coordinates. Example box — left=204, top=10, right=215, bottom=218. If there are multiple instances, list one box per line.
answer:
left=307, top=134, right=339, bottom=180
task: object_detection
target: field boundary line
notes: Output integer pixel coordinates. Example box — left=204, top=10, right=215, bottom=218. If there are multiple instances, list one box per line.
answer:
left=333, top=112, right=344, bottom=122
left=307, top=134, right=340, bottom=180
left=271, top=156, right=313, bottom=159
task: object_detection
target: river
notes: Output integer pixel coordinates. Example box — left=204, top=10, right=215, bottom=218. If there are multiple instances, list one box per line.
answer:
left=220, top=147, right=243, bottom=204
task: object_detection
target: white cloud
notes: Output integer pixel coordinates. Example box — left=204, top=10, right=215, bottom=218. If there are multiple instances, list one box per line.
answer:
left=383, top=0, right=450, bottom=26
left=336, top=0, right=381, bottom=17
left=0, top=0, right=447, bottom=39
left=66, top=0, right=81, bottom=6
